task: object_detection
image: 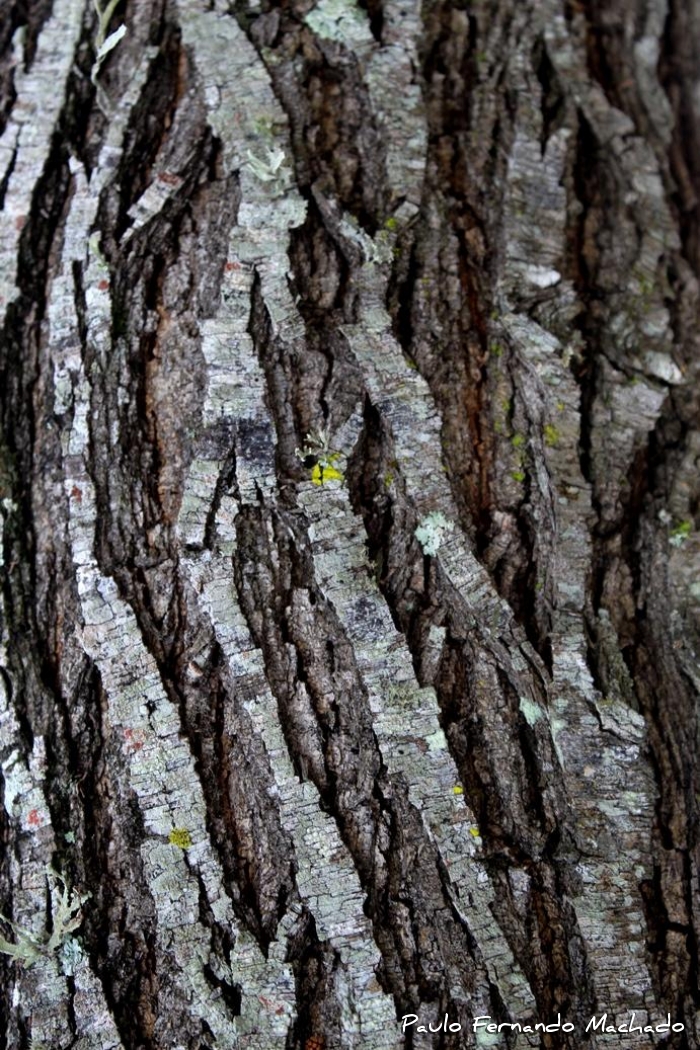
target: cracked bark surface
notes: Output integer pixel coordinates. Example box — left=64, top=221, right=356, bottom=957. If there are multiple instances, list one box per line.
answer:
left=0, top=0, right=698, bottom=1047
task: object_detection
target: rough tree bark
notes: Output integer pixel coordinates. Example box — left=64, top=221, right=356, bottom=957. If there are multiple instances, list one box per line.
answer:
left=0, top=0, right=698, bottom=1047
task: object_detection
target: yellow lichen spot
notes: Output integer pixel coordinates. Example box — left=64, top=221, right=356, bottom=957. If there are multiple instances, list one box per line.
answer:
left=311, top=463, right=344, bottom=485
left=452, top=785, right=464, bottom=795
left=169, top=828, right=192, bottom=849
left=469, top=827, right=480, bottom=838
left=544, top=423, right=559, bottom=447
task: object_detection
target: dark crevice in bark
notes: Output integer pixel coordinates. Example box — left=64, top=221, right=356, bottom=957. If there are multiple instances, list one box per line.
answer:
left=568, top=109, right=601, bottom=496
left=660, top=0, right=700, bottom=276
left=299, top=47, right=389, bottom=232
left=532, top=36, right=566, bottom=155
left=110, top=25, right=188, bottom=239
left=248, top=262, right=345, bottom=486
left=391, top=4, right=555, bottom=674
left=15, top=137, right=72, bottom=309
left=286, top=910, right=344, bottom=1050
left=204, top=632, right=298, bottom=947
left=416, top=2, right=495, bottom=552
left=203, top=447, right=239, bottom=550
left=9, top=0, right=54, bottom=72
left=433, top=636, right=556, bottom=865
left=62, top=47, right=105, bottom=174
left=289, top=198, right=354, bottom=320
left=17, top=1014, right=31, bottom=1050
left=356, top=0, right=384, bottom=43
left=284, top=211, right=366, bottom=462
left=632, top=553, right=700, bottom=1024
left=92, top=528, right=296, bottom=951
left=387, top=223, right=418, bottom=364
left=243, top=8, right=389, bottom=232
left=91, top=148, right=229, bottom=560
left=0, top=141, right=17, bottom=211
left=580, top=2, right=629, bottom=116
left=195, top=871, right=243, bottom=1019
left=581, top=0, right=673, bottom=177
left=0, top=119, right=75, bottom=791
left=71, top=666, right=161, bottom=1050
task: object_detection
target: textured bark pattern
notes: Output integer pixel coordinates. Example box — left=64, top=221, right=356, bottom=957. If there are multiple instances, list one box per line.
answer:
left=0, top=0, right=698, bottom=1047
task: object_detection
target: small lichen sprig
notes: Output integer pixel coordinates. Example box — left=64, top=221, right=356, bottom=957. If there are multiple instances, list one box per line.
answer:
left=295, top=428, right=344, bottom=485
left=246, top=147, right=287, bottom=184
left=669, top=520, right=692, bottom=547
left=415, top=511, right=454, bottom=557
left=91, top=0, right=126, bottom=114
left=0, top=869, right=90, bottom=969
left=658, top=509, right=694, bottom=547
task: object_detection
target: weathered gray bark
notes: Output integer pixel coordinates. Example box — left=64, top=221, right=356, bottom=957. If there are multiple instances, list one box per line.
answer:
left=0, top=0, right=698, bottom=1047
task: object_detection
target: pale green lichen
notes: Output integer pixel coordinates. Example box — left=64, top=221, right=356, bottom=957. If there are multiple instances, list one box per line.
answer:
left=304, top=0, right=371, bottom=46
left=415, top=512, right=454, bottom=556
left=245, top=147, right=286, bottom=184
left=425, top=729, right=448, bottom=751
left=519, top=696, right=544, bottom=726
left=0, top=869, right=90, bottom=968
left=669, top=520, right=692, bottom=547
left=58, top=934, right=86, bottom=976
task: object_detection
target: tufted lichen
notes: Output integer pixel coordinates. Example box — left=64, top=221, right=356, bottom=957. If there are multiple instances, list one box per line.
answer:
left=0, top=869, right=90, bottom=968
left=415, top=512, right=454, bottom=557
left=168, top=827, right=193, bottom=850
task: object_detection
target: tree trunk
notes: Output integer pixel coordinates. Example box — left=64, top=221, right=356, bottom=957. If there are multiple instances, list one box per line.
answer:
left=0, top=0, right=698, bottom=1047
